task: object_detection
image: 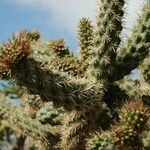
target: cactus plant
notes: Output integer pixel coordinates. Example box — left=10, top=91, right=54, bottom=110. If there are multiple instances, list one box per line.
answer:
left=0, top=0, right=150, bottom=149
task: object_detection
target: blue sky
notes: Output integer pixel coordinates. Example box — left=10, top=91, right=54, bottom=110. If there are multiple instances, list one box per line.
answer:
left=0, top=0, right=145, bottom=51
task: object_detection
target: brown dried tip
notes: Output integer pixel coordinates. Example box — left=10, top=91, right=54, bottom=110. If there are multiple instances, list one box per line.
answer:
left=119, top=100, right=150, bottom=131
left=27, top=30, right=40, bottom=41
left=0, top=30, right=32, bottom=75
left=121, top=100, right=150, bottom=114
left=50, top=39, right=70, bottom=57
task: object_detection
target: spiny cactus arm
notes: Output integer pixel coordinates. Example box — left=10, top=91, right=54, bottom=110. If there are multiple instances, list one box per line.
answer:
left=0, top=30, right=82, bottom=78
left=143, top=127, right=150, bottom=149
left=48, top=39, right=84, bottom=76
left=109, top=1, right=150, bottom=82
left=91, top=0, right=124, bottom=80
left=78, top=18, right=94, bottom=62
left=0, top=94, right=13, bottom=120
left=12, top=57, right=102, bottom=111
left=0, top=31, right=103, bottom=111
left=0, top=30, right=32, bottom=79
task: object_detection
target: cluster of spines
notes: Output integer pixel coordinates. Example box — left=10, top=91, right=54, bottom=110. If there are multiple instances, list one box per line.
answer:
left=0, top=96, right=60, bottom=150
left=27, top=30, right=41, bottom=41
left=87, top=132, right=117, bottom=150
left=117, top=76, right=141, bottom=99
left=50, top=55, right=83, bottom=76
left=0, top=30, right=31, bottom=77
left=49, top=39, right=70, bottom=57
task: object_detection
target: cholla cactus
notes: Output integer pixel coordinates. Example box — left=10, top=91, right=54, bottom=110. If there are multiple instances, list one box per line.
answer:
left=0, top=0, right=150, bottom=150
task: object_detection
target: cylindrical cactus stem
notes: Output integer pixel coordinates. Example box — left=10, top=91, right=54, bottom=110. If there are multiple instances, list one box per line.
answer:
left=12, top=57, right=103, bottom=111
left=110, top=0, right=150, bottom=82
left=91, top=0, right=124, bottom=80
left=78, top=18, right=94, bottom=62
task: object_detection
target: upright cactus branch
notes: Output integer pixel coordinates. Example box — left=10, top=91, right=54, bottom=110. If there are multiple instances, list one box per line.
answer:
left=78, top=18, right=94, bottom=76
left=78, top=18, right=94, bottom=62
left=91, top=0, right=124, bottom=81
left=110, top=0, right=150, bottom=82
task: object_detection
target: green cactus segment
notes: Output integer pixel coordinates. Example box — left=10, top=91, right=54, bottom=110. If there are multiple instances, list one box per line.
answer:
left=49, top=39, right=84, bottom=76
left=49, top=39, right=70, bottom=57
left=140, top=56, right=150, bottom=84
left=0, top=95, right=14, bottom=141
left=143, top=129, right=150, bottom=149
left=78, top=18, right=94, bottom=62
left=31, top=41, right=55, bottom=61
left=115, top=100, right=150, bottom=148
left=33, top=41, right=83, bottom=76
left=92, top=0, right=124, bottom=80
left=11, top=57, right=103, bottom=111
left=36, top=103, right=63, bottom=125
left=0, top=94, right=13, bottom=119
left=87, top=132, right=117, bottom=150
left=117, top=76, right=141, bottom=99
left=116, top=100, right=150, bottom=147
left=112, top=1, right=150, bottom=82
